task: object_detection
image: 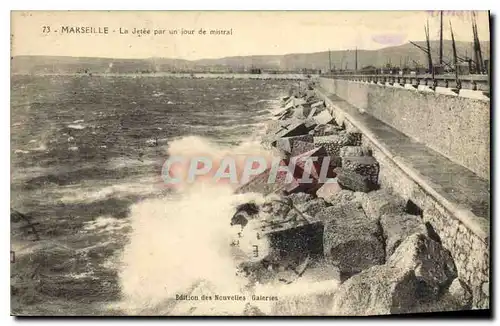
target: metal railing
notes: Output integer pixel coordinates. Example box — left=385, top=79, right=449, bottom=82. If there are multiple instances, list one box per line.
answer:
left=321, top=73, right=489, bottom=93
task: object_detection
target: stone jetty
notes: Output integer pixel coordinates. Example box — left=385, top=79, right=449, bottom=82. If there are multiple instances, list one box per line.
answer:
left=232, top=80, right=473, bottom=316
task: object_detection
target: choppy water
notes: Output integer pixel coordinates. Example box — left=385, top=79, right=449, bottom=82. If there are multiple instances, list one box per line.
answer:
left=10, top=75, right=296, bottom=316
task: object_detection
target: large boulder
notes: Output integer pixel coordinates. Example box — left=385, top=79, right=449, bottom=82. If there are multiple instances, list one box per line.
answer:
left=313, top=110, right=334, bottom=125
left=410, top=278, right=473, bottom=313
left=243, top=303, right=266, bottom=316
left=276, top=122, right=309, bottom=139
left=320, top=189, right=366, bottom=207
left=297, top=197, right=330, bottom=218
left=380, top=213, right=428, bottom=257
left=287, top=192, right=314, bottom=206
left=311, top=124, right=343, bottom=137
left=316, top=182, right=342, bottom=202
left=339, top=146, right=371, bottom=157
left=313, top=133, right=359, bottom=156
left=292, top=105, right=312, bottom=119
left=387, top=233, right=458, bottom=297
left=318, top=204, right=385, bottom=277
left=235, top=168, right=299, bottom=196
left=331, top=265, right=419, bottom=316
left=276, top=135, right=313, bottom=154
left=341, top=156, right=380, bottom=185
left=284, top=97, right=307, bottom=110
left=342, top=130, right=362, bottom=146
left=290, top=140, right=316, bottom=157
left=287, top=147, right=330, bottom=193
left=360, top=189, right=406, bottom=221
left=334, top=168, right=377, bottom=193
left=311, top=101, right=325, bottom=109
left=262, top=119, right=302, bottom=148
left=446, top=278, right=473, bottom=309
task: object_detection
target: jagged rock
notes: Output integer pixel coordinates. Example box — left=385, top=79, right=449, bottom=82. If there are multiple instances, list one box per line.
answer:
left=361, top=189, right=406, bottom=221
left=447, top=278, right=473, bottom=309
left=276, top=109, right=294, bottom=121
left=265, top=117, right=301, bottom=131
left=230, top=202, right=260, bottom=228
left=334, top=168, right=376, bottom=193
left=388, top=233, right=458, bottom=297
left=290, top=140, right=316, bottom=157
left=273, top=108, right=288, bottom=117
left=271, top=291, right=335, bottom=316
left=313, top=134, right=358, bottom=156
left=341, top=156, right=380, bottom=185
left=269, top=147, right=289, bottom=160
left=297, top=197, right=330, bottom=218
left=292, top=105, right=312, bottom=119
left=410, top=278, right=473, bottom=313
left=291, top=147, right=328, bottom=175
left=285, top=97, right=307, bottom=110
left=304, top=90, right=316, bottom=100
left=263, top=122, right=280, bottom=141
left=380, top=213, right=428, bottom=257
left=313, top=124, right=343, bottom=137
left=235, top=168, right=299, bottom=196
left=319, top=204, right=385, bottom=276
left=275, top=122, right=309, bottom=139
left=311, top=101, right=325, bottom=109
left=303, top=118, right=317, bottom=130
left=313, top=110, right=334, bottom=125
left=339, top=146, right=371, bottom=157
left=331, top=265, right=419, bottom=316
left=307, top=107, right=318, bottom=119
left=341, top=131, right=362, bottom=145
left=316, top=182, right=342, bottom=202
left=264, top=121, right=309, bottom=148
left=243, top=303, right=266, bottom=316
left=319, top=189, right=366, bottom=207
left=276, top=135, right=313, bottom=154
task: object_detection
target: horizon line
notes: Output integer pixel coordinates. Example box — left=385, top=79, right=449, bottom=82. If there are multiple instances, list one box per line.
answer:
left=11, top=38, right=489, bottom=62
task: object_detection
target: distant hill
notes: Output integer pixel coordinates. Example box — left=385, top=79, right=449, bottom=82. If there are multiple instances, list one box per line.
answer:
left=11, top=40, right=490, bottom=74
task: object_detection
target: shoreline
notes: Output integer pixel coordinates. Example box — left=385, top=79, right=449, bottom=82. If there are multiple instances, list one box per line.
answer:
left=11, top=72, right=314, bottom=80
left=229, top=80, right=475, bottom=316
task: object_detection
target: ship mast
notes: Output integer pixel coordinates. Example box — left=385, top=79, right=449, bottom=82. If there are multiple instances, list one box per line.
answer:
left=355, top=47, right=358, bottom=72
left=425, top=20, right=434, bottom=76
left=472, top=11, right=484, bottom=73
left=328, top=49, right=332, bottom=72
left=450, top=21, right=461, bottom=92
left=439, top=10, right=444, bottom=65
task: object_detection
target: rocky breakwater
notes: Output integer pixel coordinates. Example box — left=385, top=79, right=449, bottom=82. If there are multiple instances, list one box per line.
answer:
left=232, top=81, right=473, bottom=316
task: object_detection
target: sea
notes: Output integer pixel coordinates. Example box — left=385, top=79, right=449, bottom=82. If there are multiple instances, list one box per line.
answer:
left=11, top=74, right=330, bottom=316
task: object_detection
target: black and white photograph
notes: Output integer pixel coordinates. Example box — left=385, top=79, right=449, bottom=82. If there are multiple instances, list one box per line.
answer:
left=9, top=10, right=491, bottom=317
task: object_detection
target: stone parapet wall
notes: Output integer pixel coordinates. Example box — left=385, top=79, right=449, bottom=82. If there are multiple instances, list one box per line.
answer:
left=318, top=78, right=490, bottom=181
left=369, top=142, right=489, bottom=309
left=320, top=89, right=490, bottom=309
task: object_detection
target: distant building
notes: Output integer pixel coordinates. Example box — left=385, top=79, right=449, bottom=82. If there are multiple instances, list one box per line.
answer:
left=301, top=68, right=321, bottom=75
left=432, top=64, right=445, bottom=75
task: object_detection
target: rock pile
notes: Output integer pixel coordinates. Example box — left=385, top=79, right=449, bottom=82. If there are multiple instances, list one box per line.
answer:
left=232, top=82, right=470, bottom=316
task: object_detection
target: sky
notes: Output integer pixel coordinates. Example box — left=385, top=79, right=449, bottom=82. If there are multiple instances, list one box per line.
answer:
left=11, top=11, right=491, bottom=60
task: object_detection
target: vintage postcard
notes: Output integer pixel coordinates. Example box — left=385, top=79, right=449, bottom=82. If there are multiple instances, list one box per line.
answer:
left=10, top=10, right=491, bottom=317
